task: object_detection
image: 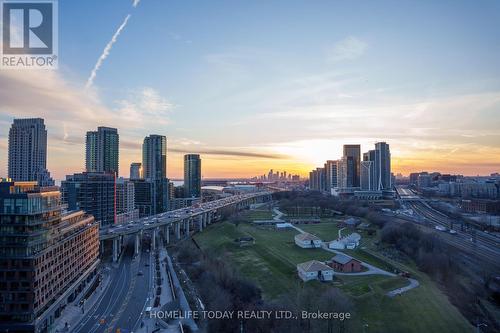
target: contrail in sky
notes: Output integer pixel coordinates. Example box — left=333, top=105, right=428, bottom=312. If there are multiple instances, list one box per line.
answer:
left=86, top=0, right=141, bottom=89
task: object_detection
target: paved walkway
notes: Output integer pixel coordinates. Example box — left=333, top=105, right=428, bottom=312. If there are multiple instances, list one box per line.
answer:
left=54, top=267, right=112, bottom=332
left=338, top=227, right=346, bottom=239
left=386, top=278, right=420, bottom=297
left=273, top=207, right=285, bottom=221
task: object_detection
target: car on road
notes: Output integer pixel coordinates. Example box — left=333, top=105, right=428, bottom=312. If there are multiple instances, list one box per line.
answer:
left=435, top=225, right=447, bottom=232
left=137, top=271, right=144, bottom=276
left=449, top=230, right=457, bottom=235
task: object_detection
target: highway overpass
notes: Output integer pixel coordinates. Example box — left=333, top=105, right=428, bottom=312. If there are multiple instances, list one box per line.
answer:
left=99, top=191, right=273, bottom=261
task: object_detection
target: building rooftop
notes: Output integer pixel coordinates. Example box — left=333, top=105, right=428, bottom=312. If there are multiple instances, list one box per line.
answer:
left=201, top=186, right=225, bottom=192
left=344, top=232, right=361, bottom=242
left=331, top=253, right=358, bottom=265
left=297, top=260, right=332, bottom=272
left=295, top=232, right=321, bottom=242
left=344, top=217, right=360, bottom=225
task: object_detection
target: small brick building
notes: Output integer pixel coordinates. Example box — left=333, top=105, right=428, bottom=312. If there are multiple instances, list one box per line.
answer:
left=328, top=253, right=363, bottom=273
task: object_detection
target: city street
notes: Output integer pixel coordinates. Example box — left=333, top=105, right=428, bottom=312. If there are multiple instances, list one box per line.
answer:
left=72, top=237, right=152, bottom=333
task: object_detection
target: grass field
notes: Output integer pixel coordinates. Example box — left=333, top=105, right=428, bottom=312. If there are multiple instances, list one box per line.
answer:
left=343, top=248, right=396, bottom=273
left=194, top=221, right=331, bottom=298
left=241, top=209, right=274, bottom=220
left=299, top=222, right=340, bottom=241
left=193, top=220, right=473, bottom=333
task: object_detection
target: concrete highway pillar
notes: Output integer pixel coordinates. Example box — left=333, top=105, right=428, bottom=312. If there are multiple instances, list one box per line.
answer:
left=198, top=216, right=203, bottom=232
left=176, top=222, right=181, bottom=239
left=186, top=219, right=190, bottom=235
left=112, top=238, right=118, bottom=262
left=203, top=213, right=207, bottom=228
left=166, top=225, right=170, bottom=244
left=134, top=233, right=140, bottom=256
left=100, top=241, right=105, bottom=255
left=152, top=228, right=157, bottom=250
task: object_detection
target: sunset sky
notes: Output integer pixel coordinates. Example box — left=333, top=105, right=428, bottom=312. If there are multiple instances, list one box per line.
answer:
left=1, top=0, right=500, bottom=180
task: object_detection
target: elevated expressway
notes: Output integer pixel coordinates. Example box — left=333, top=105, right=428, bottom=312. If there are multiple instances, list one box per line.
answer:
left=99, top=191, right=273, bottom=261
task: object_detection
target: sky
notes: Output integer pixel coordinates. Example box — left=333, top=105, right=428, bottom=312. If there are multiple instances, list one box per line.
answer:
left=1, top=0, right=500, bottom=180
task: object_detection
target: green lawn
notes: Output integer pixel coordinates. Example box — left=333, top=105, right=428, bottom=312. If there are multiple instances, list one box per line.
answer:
left=241, top=209, right=274, bottom=220
left=354, top=273, right=473, bottom=333
left=194, top=222, right=331, bottom=298
left=374, top=276, right=409, bottom=292
left=298, top=222, right=340, bottom=241
left=343, top=248, right=396, bottom=273
left=194, top=221, right=473, bottom=333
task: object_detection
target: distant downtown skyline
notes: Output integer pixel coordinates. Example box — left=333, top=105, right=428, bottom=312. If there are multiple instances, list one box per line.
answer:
left=1, top=1, right=499, bottom=179
left=1, top=117, right=498, bottom=182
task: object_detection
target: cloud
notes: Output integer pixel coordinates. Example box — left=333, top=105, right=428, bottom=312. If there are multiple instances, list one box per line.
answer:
left=0, top=69, right=176, bottom=179
left=0, top=70, right=112, bottom=125
left=0, top=70, right=173, bottom=132
left=132, top=0, right=141, bottom=7
left=328, top=36, right=368, bottom=62
left=0, top=72, right=173, bottom=131
left=259, top=91, right=500, bottom=134
left=120, top=139, right=142, bottom=150
left=115, top=87, right=174, bottom=126
left=168, top=32, right=192, bottom=44
left=170, top=138, right=203, bottom=146
left=168, top=148, right=287, bottom=159
left=0, top=70, right=114, bottom=178
left=86, top=14, right=131, bottom=88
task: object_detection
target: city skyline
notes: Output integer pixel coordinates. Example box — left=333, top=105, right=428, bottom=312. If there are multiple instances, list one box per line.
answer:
left=1, top=1, right=500, bottom=179
left=1, top=119, right=499, bottom=181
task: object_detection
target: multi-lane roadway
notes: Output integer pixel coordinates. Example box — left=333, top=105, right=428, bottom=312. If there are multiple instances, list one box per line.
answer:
left=73, top=238, right=153, bottom=333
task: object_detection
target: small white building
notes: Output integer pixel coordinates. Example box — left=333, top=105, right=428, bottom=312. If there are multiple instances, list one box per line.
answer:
left=344, top=217, right=360, bottom=227
left=297, top=260, right=334, bottom=282
left=294, top=233, right=322, bottom=248
left=276, top=223, right=293, bottom=230
left=328, top=232, right=361, bottom=250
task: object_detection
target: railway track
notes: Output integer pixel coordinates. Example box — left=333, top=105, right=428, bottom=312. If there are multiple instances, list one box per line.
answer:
left=406, top=201, right=500, bottom=270
left=411, top=201, right=500, bottom=248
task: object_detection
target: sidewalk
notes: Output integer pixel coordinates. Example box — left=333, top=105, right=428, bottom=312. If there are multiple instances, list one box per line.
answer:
left=387, top=278, right=420, bottom=297
left=54, top=266, right=111, bottom=332
left=136, top=248, right=184, bottom=333
left=272, top=207, right=285, bottom=221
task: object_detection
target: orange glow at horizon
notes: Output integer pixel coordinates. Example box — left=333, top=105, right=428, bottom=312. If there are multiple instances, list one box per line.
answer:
left=44, top=147, right=500, bottom=181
